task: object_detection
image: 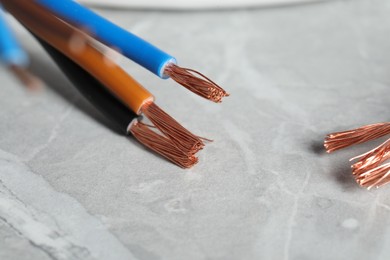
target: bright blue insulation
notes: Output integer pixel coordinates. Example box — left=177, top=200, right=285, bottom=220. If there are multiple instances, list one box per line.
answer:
left=36, top=0, right=176, bottom=78
left=0, top=7, right=28, bottom=67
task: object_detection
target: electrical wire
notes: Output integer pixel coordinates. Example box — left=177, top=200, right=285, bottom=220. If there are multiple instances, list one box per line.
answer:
left=5, top=0, right=153, bottom=114
left=2, top=0, right=206, bottom=158
left=35, top=34, right=198, bottom=168
left=35, top=0, right=229, bottom=102
left=0, top=6, right=41, bottom=89
left=36, top=0, right=174, bottom=78
left=324, top=122, right=390, bottom=189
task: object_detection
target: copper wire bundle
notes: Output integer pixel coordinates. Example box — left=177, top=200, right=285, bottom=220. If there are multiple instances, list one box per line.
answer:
left=164, top=63, right=229, bottom=103
left=325, top=122, right=390, bottom=189
left=324, top=122, right=390, bottom=153
left=2, top=0, right=210, bottom=168
left=130, top=122, right=199, bottom=168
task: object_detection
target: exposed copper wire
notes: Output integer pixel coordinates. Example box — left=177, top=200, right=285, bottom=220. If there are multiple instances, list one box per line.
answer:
left=130, top=121, right=198, bottom=168
left=8, top=65, right=43, bottom=90
left=141, top=102, right=205, bottom=155
left=324, top=122, right=390, bottom=153
left=355, top=163, right=390, bottom=190
left=324, top=122, right=390, bottom=189
left=164, top=63, right=229, bottom=103
left=351, top=138, right=390, bottom=176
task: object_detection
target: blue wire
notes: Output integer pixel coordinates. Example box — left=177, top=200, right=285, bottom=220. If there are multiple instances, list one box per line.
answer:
left=36, top=0, right=176, bottom=78
left=0, top=7, right=28, bottom=67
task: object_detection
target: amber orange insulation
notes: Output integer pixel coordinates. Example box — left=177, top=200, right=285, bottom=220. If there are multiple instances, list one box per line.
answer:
left=2, top=0, right=153, bottom=114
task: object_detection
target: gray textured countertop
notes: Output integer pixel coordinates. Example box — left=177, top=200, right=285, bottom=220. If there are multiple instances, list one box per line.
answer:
left=1, top=1, right=390, bottom=259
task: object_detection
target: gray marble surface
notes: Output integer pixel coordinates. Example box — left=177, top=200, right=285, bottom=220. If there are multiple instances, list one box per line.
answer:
left=1, top=0, right=390, bottom=259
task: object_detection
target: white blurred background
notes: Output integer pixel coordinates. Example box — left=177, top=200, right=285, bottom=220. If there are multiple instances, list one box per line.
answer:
left=79, top=0, right=329, bottom=9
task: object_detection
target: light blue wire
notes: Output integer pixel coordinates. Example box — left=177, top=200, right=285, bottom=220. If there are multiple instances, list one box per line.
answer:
left=36, top=0, right=176, bottom=78
left=0, top=7, right=28, bottom=67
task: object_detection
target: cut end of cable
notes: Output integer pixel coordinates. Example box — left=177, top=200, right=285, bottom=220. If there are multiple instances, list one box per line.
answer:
left=130, top=121, right=198, bottom=169
left=324, top=122, right=390, bottom=153
left=325, top=122, right=390, bottom=189
left=141, top=102, right=206, bottom=156
left=9, top=65, right=43, bottom=90
left=351, top=138, right=390, bottom=189
left=355, top=163, right=390, bottom=190
left=351, top=138, right=390, bottom=176
left=164, top=63, right=229, bottom=103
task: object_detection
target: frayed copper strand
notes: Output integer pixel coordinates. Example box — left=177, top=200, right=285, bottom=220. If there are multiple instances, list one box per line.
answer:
left=130, top=121, right=198, bottom=169
left=164, top=63, right=229, bottom=103
left=324, top=122, right=390, bottom=153
left=9, top=65, right=43, bottom=90
left=141, top=102, right=205, bottom=155
left=351, top=138, right=390, bottom=176
left=355, top=163, right=390, bottom=190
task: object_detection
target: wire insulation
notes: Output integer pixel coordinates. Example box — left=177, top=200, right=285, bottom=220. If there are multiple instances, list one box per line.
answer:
left=35, top=34, right=137, bottom=133
left=36, top=0, right=175, bottom=78
left=2, top=0, right=154, bottom=114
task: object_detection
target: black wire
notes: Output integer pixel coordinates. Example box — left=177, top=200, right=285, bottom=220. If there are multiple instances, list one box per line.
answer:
left=33, top=34, right=138, bottom=134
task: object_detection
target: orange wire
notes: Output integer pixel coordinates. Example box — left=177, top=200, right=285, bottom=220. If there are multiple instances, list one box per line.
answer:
left=2, top=0, right=153, bottom=114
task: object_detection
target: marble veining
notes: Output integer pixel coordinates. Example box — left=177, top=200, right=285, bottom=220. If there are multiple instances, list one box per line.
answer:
left=1, top=0, right=390, bottom=259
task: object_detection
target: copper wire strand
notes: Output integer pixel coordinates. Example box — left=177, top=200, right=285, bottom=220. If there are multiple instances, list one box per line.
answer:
left=351, top=138, right=390, bottom=176
left=8, top=65, right=43, bottom=90
left=130, top=121, right=198, bottom=168
left=355, top=163, right=390, bottom=190
left=324, top=122, right=390, bottom=153
left=164, top=63, right=229, bottom=103
left=141, top=102, right=206, bottom=155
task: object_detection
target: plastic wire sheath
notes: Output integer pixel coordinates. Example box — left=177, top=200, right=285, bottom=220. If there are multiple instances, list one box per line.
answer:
left=2, top=0, right=153, bottom=114
left=0, top=6, right=28, bottom=66
left=36, top=0, right=176, bottom=78
left=35, top=35, right=137, bottom=134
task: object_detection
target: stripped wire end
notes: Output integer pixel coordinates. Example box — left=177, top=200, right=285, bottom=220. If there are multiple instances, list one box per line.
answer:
left=9, top=65, right=43, bottom=90
left=324, top=122, right=390, bottom=153
left=130, top=121, right=198, bottom=169
left=351, top=139, right=390, bottom=189
left=355, top=163, right=390, bottom=190
left=164, top=63, right=229, bottom=103
left=351, top=138, right=390, bottom=176
left=141, top=102, right=205, bottom=156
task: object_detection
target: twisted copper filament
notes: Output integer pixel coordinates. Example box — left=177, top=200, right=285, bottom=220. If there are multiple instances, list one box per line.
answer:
left=351, top=138, right=390, bottom=175
left=355, top=163, right=390, bottom=190
left=130, top=121, right=198, bottom=168
left=141, top=102, right=205, bottom=156
left=324, top=122, right=390, bottom=153
left=164, top=63, right=229, bottom=103
left=325, top=122, right=390, bottom=189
